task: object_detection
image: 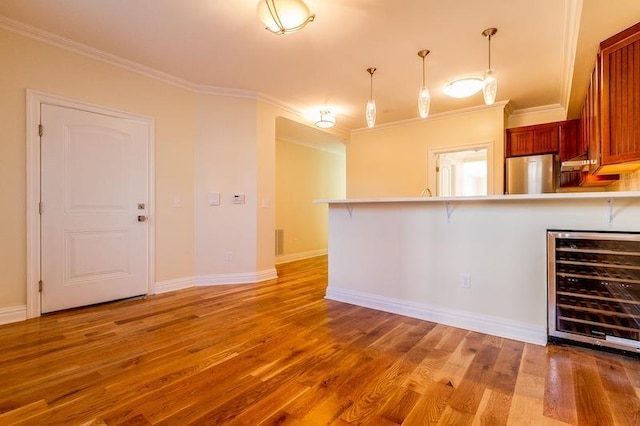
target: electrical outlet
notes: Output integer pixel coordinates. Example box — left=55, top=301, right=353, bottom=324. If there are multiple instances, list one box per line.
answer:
left=461, top=273, right=471, bottom=288
left=224, top=252, right=233, bottom=262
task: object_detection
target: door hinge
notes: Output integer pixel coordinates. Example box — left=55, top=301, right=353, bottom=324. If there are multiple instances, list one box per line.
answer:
left=38, top=280, right=43, bottom=292
left=39, top=202, right=42, bottom=215
left=38, top=124, right=43, bottom=137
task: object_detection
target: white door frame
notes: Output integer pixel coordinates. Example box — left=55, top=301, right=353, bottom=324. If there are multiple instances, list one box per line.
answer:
left=26, top=89, right=155, bottom=318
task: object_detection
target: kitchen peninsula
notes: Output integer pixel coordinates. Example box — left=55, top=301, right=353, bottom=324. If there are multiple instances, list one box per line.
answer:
left=317, top=192, right=640, bottom=346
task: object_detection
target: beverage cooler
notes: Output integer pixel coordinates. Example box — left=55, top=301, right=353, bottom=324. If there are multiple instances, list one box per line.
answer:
left=547, top=231, right=640, bottom=353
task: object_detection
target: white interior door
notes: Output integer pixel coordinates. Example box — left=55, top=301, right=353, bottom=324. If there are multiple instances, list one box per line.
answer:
left=41, top=104, right=149, bottom=313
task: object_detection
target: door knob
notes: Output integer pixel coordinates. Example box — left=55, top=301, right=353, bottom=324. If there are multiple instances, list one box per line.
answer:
left=137, top=215, right=147, bottom=222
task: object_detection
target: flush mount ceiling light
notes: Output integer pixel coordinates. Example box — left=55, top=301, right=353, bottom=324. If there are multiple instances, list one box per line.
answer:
left=443, top=77, right=484, bottom=98
left=315, top=110, right=336, bottom=129
left=482, top=27, right=498, bottom=105
left=417, top=49, right=431, bottom=119
left=257, top=0, right=315, bottom=35
left=365, top=67, right=377, bottom=128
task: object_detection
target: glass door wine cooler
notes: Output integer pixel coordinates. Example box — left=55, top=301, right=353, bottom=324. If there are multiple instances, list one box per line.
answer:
left=548, top=231, right=640, bottom=353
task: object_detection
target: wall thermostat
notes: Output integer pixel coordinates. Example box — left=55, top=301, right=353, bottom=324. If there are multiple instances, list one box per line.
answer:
left=232, top=194, right=246, bottom=204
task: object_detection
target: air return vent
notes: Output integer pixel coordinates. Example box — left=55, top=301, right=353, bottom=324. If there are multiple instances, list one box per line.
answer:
left=275, top=229, right=284, bottom=256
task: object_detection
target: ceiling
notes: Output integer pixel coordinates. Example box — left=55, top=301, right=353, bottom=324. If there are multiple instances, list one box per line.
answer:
left=1, top=0, right=639, bottom=135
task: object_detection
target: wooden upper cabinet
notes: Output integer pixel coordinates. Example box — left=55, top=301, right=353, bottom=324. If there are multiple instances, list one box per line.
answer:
left=599, top=21, right=640, bottom=168
left=534, top=125, right=560, bottom=153
left=559, top=119, right=581, bottom=161
left=581, top=60, right=601, bottom=173
left=506, top=130, right=534, bottom=157
left=505, top=122, right=560, bottom=157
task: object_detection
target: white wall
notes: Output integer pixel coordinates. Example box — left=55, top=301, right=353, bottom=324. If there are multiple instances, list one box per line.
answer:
left=194, top=94, right=263, bottom=281
left=325, top=195, right=640, bottom=345
left=0, top=27, right=196, bottom=311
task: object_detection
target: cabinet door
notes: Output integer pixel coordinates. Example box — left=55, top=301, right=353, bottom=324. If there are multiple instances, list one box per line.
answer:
left=559, top=119, right=581, bottom=161
left=600, top=22, right=640, bottom=165
left=506, top=130, right=533, bottom=157
left=532, top=126, right=559, bottom=154
left=587, top=61, right=601, bottom=173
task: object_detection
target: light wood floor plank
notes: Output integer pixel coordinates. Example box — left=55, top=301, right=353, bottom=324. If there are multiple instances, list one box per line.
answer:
left=0, top=255, right=638, bottom=425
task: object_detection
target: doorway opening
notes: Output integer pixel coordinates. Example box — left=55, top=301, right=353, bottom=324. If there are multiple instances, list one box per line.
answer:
left=431, top=145, right=491, bottom=197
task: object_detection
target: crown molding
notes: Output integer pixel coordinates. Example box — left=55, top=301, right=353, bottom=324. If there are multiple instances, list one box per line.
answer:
left=0, top=15, right=303, bottom=116
left=508, top=103, right=566, bottom=117
left=0, top=15, right=201, bottom=92
left=277, top=135, right=346, bottom=155
left=351, top=100, right=511, bottom=134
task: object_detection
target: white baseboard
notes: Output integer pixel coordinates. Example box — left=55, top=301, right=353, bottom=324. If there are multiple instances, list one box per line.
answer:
left=155, top=268, right=279, bottom=294
left=325, top=287, right=547, bottom=346
left=275, top=249, right=327, bottom=265
left=154, top=276, right=195, bottom=294
left=194, top=268, right=278, bottom=286
left=0, top=305, right=27, bottom=325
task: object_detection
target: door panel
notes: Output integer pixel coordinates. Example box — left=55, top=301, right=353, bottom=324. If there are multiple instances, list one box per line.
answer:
left=41, top=104, right=148, bottom=313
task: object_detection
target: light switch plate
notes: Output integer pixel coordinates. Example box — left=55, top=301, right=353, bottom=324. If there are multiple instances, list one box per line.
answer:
left=208, top=192, right=221, bottom=206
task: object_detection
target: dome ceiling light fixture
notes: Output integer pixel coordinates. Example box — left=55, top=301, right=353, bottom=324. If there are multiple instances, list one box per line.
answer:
left=365, top=67, right=377, bottom=128
left=257, top=0, right=315, bottom=35
left=417, top=49, right=431, bottom=119
left=315, top=110, right=336, bottom=129
left=443, top=77, right=485, bottom=98
left=482, top=27, right=498, bottom=105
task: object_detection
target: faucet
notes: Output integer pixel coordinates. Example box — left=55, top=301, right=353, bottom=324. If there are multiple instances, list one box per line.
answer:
left=420, top=188, right=432, bottom=197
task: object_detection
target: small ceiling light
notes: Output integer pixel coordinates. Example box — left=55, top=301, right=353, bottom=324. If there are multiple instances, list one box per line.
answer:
left=366, top=67, right=377, bottom=128
left=315, top=110, right=336, bottom=129
left=482, top=27, right=498, bottom=105
left=443, top=77, right=484, bottom=98
left=417, top=49, right=431, bottom=119
left=257, top=0, right=315, bottom=35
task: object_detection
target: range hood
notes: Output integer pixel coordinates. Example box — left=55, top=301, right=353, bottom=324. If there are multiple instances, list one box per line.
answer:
left=560, top=154, right=596, bottom=172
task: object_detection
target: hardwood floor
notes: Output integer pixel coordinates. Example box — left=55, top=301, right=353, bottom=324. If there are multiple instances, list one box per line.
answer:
left=0, top=256, right=638, bottom=425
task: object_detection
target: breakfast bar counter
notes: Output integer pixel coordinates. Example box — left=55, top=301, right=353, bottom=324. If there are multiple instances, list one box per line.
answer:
left=316, top=192, right=640, bottom=345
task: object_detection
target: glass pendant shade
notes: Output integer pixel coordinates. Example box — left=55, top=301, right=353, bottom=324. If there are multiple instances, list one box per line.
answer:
left=365, top=67, right=377, bottom=128
left=366, top=99, right=376, bottom=128
left=418, top=86, right=431, bottom=119
left=257, top=0, right=315, bottom=34
left=483, top=69, right=497, bottom=105
left=416, top=49, right=431, bottom=119
left=481, top=28, right=498, bottom=105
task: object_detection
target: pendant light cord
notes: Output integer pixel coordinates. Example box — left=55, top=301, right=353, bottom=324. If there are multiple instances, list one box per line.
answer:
left=488, top=34, right=492, bottom=70
left=367, top=68, right=376, bottom=100
left=369, top=72, right=373, bottom=100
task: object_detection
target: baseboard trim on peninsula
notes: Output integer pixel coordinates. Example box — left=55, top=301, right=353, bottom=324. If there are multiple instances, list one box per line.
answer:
left=155, top=268, right=278, bottom=295
left=325, top=287, right=547, bottom=346
left=0, top=305, right=27, bottom=325
left=275, top=249, right=327, bottom=265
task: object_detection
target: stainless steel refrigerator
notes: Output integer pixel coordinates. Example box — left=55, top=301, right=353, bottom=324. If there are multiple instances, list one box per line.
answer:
left=505, top=154, right=558, bottom=194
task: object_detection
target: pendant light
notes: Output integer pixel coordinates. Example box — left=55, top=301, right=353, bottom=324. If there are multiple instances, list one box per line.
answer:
left=482, top=28, right=498, bottom=105
left=257, top=0, right=315, bottom=35
left=417, top=49, right=431, bottom=119
left=366, top=67, right=377, bottom=128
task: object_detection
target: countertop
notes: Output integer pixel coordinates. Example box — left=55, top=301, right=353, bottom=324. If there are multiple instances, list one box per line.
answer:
left=316, top=191, right=640, bottom=204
